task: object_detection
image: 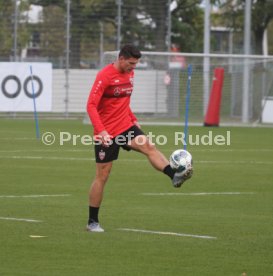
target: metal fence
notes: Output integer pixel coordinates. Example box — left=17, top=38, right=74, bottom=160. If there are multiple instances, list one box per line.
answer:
left=102, top=52, right=273, bottom=125
left=1, top=0, right=174, bottom=68
left=1, top=52, right=273, bottom=125
left=1, top=2, right=273, bottom=125
left=1, top=1, right=250, bottom=69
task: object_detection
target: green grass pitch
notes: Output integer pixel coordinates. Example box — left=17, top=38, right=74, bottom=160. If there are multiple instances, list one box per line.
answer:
left=0, top=119, right=273, bottom=276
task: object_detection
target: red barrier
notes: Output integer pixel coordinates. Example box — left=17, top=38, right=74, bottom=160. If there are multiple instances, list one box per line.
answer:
left=204, top=67, right=225, bottom=127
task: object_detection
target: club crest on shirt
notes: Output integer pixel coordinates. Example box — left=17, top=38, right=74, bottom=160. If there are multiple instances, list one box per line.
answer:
left=99, top=150, right=105, bottom=160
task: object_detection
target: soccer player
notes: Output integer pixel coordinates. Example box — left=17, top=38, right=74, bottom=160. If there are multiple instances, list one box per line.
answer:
left=86, top=44, right=192, bottom=232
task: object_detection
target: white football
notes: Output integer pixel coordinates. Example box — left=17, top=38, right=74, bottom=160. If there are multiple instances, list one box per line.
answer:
left=169, top=149, right=193, bottom=174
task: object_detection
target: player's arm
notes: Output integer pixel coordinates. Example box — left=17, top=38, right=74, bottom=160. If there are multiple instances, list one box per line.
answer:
left=129, top=107, right=141, bottom=128
left=86, top=75, right=112, bottom=146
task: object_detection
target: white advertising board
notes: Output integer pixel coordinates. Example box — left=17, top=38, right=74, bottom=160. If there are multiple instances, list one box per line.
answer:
left=0, top=62, right=52, bottom=111
left=262, top=97, right=273, bottom=123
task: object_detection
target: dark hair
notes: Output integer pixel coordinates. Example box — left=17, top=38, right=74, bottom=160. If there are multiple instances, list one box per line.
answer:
left=119, top=44, right=142, bottom=59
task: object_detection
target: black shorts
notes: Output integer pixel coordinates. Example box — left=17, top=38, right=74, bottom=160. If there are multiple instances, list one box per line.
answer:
left=94, top=125, right=145, bottom=163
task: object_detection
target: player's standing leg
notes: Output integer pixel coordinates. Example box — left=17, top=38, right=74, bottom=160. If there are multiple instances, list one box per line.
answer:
left=86, top=162, right=112, bottom=232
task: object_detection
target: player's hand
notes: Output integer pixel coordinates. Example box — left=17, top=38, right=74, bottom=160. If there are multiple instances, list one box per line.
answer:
left=98, top=130, right=112, bottom=147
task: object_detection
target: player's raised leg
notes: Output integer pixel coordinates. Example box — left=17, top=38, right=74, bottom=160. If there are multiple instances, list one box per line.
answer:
left=128, top=135, right=169, bottom=171
left=128, top=135, right=179, bottom=185
left=129, top=135, right=192, bottom=187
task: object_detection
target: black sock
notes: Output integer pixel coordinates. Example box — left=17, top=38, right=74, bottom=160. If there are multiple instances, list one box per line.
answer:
left=163, top=165, right=176, bottom=179
left=88, top=206, right=100, bottom=224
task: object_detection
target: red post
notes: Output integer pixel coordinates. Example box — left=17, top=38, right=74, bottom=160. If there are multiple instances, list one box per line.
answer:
left=204, top=67, right=225, bottom=127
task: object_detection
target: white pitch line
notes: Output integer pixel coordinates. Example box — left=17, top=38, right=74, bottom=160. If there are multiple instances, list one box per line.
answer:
left=1, top=148, right=273, bottom=153
left=0, top=217, right=42, bottom=223
left=0, top=155, right=94, bottom=161
left=0, top=149, right=92, bottom=153
left=0, top=137, right=36, bottom=140
left=142, top=192, right=256, bottom=196
left=118, top=228, right=217, bottom=240
left=197, top=160, right=273, bottom=165
left=0, top=194, right=71, bottom=198
left=0, top=155, right=272, bottom=165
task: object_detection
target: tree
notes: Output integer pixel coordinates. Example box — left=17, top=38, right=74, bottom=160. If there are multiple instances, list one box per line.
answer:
left=0, top=1, right=14, bottom=58
left=26, top=0, right=205, bottom=67
left=268, top=20, right=273, bottom=55
left=39, top=5, right=65, bottom=62
left=28, top=0, right=118, bottom=67
left=0, top=0, right=29, bottom=59
left=216, top=0, right=273, bottom=54
left=120, top=0, right=203, bottom=52
left=172, top=0, right=204, bottom=52
left=140, top=0, right=170, bottom=51
left=29, top=0, right=83, bottom=67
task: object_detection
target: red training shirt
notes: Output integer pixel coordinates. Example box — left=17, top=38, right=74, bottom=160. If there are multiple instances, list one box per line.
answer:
left=86, top=64, right=137, bottom=138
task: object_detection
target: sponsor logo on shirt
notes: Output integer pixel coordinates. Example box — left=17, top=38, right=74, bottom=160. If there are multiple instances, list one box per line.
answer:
left=113, top=87, right=132, bottom=97
left=114, top=87, right=121, bottom=96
